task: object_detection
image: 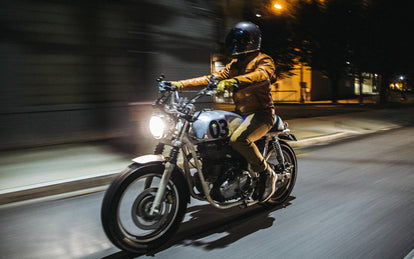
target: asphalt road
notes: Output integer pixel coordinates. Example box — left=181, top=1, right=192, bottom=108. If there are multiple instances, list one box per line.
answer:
left=1, top=127, right=413, bottom=259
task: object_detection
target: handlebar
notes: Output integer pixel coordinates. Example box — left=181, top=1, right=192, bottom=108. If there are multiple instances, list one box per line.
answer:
left=154, top=75, right=228, bottom=122
left=158, top=81, right=178, bottom=92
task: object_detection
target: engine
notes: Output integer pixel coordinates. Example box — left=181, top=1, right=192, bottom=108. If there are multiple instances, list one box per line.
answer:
left=210, top=167, right=252, bottom=202
left=196, top=140, right=252, bottom=202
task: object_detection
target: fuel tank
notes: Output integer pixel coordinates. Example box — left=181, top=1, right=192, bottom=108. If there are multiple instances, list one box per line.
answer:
left=190, top=110, right=242, bottom=141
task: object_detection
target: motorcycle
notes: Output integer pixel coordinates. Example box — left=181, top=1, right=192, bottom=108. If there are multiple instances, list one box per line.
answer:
left=101, top=76, right=297, bottom=253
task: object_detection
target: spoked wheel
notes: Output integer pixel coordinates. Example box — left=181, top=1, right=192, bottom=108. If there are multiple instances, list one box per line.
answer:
left=101, top=163, right=189, bottom=253
left=264, top=141, right=297, bottom=206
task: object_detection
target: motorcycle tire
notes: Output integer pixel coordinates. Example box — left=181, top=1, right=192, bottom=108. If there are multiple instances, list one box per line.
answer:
left=263, top=140, right=297, bottom=207
left=101, top=162, right=189, bottom=253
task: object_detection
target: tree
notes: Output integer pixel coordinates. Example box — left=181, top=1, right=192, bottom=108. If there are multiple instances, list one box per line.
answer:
left=245, top=2, right=300, bottom=80
left=363, top=0, right=413, bottom=103
left=292, top=0, right=367, bottom=102
left=237, top=0, right=412, bottom=103
left=292, top=0, right=412, bottom=103
left=258, top=17, right=299, bottom=79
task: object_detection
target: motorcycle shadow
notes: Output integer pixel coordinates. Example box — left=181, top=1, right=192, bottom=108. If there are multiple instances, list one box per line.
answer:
left=103, top=196, right=295, bottom=258
left=172, top=196, right=295, bottom=251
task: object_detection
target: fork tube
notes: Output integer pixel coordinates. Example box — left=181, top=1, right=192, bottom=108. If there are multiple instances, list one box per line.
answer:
left=149, top=121, right=188, bottom=216
left=149, top=147, right=179, bottom=216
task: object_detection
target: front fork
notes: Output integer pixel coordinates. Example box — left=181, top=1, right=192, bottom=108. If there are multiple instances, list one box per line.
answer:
left=149, top=146, right=179, bottom=216
left=149, top=120, right=188, bottom=216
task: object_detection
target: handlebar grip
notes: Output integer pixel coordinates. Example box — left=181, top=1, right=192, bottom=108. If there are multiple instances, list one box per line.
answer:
left=208, top=76, right=218, bottom=89
left=159, top=81, right=177, bottom=92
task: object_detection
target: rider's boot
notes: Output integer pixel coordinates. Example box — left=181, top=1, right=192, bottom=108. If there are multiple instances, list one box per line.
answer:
left=258, top=166, right=278, bottom=203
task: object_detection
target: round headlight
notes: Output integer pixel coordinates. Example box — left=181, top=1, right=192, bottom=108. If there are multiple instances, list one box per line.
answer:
left=149, top=116, right=165, bottom=139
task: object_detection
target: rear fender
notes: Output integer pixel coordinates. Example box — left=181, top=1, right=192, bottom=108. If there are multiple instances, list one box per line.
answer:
left=279, top=133, right=297, bottom=141
left=265, top=130, right=297, bottom=141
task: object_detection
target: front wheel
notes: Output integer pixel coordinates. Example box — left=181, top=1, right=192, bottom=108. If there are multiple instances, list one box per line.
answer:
left=264, top=140, right=297, bottom=206
left=101, top=163, right=189, bottom=253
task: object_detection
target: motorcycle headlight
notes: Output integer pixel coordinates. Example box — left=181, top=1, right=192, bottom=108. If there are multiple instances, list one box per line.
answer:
left=149, top=116, right=165, bottom=139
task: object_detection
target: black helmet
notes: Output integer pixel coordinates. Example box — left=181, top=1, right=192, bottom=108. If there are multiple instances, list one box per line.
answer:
left=225, top=21, right=262, bottom=56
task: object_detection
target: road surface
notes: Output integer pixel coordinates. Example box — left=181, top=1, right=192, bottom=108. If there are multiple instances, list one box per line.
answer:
left=1, top=127, right=413, bottom=259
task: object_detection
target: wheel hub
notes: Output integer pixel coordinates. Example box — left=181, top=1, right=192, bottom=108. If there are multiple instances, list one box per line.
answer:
left=136, top=195, right=157, bottom=221
left=131, top=188, right=170, bottom=230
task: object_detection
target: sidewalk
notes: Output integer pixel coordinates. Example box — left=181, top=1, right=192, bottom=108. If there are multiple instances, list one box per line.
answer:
left=1, top=106, right=413, bottom=205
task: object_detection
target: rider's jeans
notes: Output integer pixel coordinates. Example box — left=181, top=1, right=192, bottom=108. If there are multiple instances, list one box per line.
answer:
left=229, top=112, right=275, bottom=173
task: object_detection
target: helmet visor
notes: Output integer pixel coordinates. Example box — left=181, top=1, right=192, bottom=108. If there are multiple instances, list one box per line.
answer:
left=225, top=28, right=250, bottom=55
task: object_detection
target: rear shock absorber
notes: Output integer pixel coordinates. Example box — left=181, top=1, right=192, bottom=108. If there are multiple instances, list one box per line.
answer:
left=272, top=137, right=285, bottom=170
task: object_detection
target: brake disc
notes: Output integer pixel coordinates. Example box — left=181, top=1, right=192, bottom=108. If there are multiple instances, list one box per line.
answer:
left=131, top=188, right=171, bottom=230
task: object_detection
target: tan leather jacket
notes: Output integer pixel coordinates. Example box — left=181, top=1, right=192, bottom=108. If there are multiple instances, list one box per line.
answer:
left=180, top=52, right=276, bottom=116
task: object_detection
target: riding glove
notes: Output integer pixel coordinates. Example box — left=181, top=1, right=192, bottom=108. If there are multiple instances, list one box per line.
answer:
left=170, top=81, right=184, bottom=90
left=217, top=79, right=238, bottom=94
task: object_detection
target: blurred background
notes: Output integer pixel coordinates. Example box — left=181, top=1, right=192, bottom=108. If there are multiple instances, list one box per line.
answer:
left=0, top=0, right=412, bottom=151
left=0, top=0, right=230, bottom=151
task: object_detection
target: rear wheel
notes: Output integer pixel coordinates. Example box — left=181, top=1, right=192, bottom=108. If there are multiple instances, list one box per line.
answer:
left=101, top=163, right=188, bottom=253
left=264, top=141, right=297, bottom=206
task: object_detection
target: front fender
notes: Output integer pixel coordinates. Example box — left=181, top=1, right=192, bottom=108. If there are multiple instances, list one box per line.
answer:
left=130, top=154, right=191, bottom=204
left=132, top=154, right=166, bottom=165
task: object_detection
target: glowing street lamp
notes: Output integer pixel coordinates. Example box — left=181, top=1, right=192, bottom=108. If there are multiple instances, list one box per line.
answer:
left=274, top=3, right=283, bottom=10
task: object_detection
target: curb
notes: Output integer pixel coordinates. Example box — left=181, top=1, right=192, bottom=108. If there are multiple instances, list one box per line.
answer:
left=0, top=171, right=118, bottom=205
left=0, top=127, right=398, bottom=206
left=289, top=131, right=358, bottom=149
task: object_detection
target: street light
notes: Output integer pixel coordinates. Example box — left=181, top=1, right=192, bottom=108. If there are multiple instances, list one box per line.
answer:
left=274, top=3, right=282, bottom=10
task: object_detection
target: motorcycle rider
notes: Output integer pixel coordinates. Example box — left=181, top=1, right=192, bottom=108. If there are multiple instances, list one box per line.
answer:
left=171, top=21, right=278, bottom=202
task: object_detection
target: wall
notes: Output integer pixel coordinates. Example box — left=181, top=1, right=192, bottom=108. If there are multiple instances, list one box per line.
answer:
left=0, top=0, right=222, bottom=150
left=311, top=71, right=355, bottom=101
left=272, top=63, right=312, bottom=103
